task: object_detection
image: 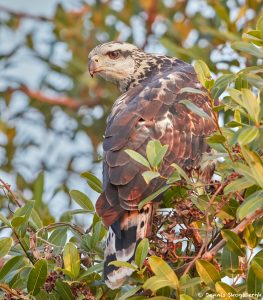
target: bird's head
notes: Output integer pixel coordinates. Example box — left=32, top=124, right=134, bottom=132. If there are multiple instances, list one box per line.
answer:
left=88, top=42, right=144, bottom=92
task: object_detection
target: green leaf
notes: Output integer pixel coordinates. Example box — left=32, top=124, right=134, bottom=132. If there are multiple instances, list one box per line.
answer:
left=80, top=172, right=102, bottom=193
left=222, top=246, right=239, bottom=275
left=119, top=286, right=142, bottom=300
left=241, top=147, right=263, bottom=188
left=0, top=237, right=12, bottom=258
left=232, top=41, right=263, bottom=58
left=33, top=171, right=44, bottom=208
left=143, top=276, right=176, bottom=292
left=108, top=260, right=137, bottom=270
left=11, top=216, right=26, bottom=227
left=250, top=250, right=263, bottom=281
left=48, top=227, right=67, bottom=255
left=237, top=127, right=259, bottom=146
left=206, top=134, right=226, bottom=144
left=195, top=260, right=221, bottom=288
left=237, top=190, right=263, bottom=220
left=135, top=238, right=149, bottom=269
left=148, top=256, right=179, bottom=289
left=254, top=217, right=263, bottom=238
left=13, top=200, right=34, bottom=220
left=142, top=171, right=160, bottom=184
left=191, top=195, right=209, bottom=211
left=166, top=171, right=181, bottom=184
left=55, top=280, right=74, bottom=300
left=13, top=200, right=34, bottom=236
left=256, top=15, right=263, bottom=32
left=211, top=74, right=236, bottom=98
left=215, top=282, right=239, bottom=300
left=35, top=290, right=49, bottom=300
left=0, top=212, right=11, bottom=226
left=69, top=190, right=94, bottom=211
left=138, top=185, right=170, bottom=210
left=171, top=163, right=190, bottom=182
left=224, top=176, right=254, bottom=194
left=178, top=87, right=206, bottom=96
left=243, top=30, right=263, bottom=46
left=146, top=140, right=168, bottom=168
left=179, top=99, right=212, bottom=121
left=228, top=88, right=244, bottom=107
left=0, top=256, right=24, bottom=282
left=27, top=259, right=48, bottom=296
left=180, top=295, right=193, bottom=300
left=180, top=274, right=202, bottom=293
left=125, top=149, right=151, bottom=169
left=63, top=242, right=80, bottom=279
left=217, top=199, right=239, bottom=221
left=194, top=60, right=211, bottom=88
left=244, top=224, right=260, bottom=248
left=30, top=208, right=43, bottom=229
left=247, top=266, right=262, bottom=295
left=79, top=262, right=103, bottom=280
left=149, top=297, right=174, bottom=300
left=221, top=230, right=245, bottom=256
left=233, top=162, right=257, bottom=184
left=241, top=89, right=260, bottom=123
left=90, top=220, right=106, bottom=249
left=226, top=121, right=243, bottom=128
left=251, top=257, right=263, bottom=281
left=65, top=209, right=92, bottom=216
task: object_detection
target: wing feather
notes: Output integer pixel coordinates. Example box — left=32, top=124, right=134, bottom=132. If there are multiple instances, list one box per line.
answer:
left=97, top=60, right=216, bottom=227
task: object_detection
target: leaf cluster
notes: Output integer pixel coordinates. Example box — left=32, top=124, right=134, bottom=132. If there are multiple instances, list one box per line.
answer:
left=0, top=2, right=263, bottom=300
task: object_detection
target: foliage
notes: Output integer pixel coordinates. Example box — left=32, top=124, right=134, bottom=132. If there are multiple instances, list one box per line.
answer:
left=0, top=1, right=263, bottom=299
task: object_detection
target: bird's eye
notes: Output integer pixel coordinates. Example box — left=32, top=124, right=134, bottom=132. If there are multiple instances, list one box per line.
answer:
left=107, top=50, right=120, bottom=59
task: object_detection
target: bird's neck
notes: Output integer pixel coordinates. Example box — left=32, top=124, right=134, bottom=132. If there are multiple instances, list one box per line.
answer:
left=118, top=52, right=167, bottom=93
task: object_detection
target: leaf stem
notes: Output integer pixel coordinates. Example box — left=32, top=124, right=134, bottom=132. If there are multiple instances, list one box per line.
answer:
left=0, top=178, right=22, bottom=207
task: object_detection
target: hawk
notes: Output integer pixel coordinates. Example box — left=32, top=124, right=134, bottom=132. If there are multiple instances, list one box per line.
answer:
left=88, top=42, right=215, bottom=289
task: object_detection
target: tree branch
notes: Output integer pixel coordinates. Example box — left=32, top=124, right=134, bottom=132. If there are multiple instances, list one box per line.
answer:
left=202, top=208, right=263, bottom=261
left=7, top=86, right=101, bottom=110
left=0, top=283, right=28, bottom=299
left=176, top=208, right=263, bottom=275
left=0, top=5, right=90, bottom=21
left=0, top=5, right=51, bottom=21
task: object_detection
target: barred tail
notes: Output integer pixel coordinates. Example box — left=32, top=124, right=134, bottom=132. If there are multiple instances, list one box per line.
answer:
left=104, top=204, right=153, bottom=289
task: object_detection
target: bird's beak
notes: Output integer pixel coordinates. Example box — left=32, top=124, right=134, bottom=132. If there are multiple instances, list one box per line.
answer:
left=88, top=59, right=96, bottom=78
left=88, top=56, right=101, bottom=78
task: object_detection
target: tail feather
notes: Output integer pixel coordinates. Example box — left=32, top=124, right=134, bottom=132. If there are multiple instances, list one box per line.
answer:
left=104, top=204, right=153, bottom=289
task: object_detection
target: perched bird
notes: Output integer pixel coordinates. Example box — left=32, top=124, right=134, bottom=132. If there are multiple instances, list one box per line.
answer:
left=88, top=42, right=215, bottom=289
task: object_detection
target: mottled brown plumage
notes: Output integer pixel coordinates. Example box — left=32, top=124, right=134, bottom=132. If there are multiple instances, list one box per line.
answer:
left=88, top=42, right=215, bottom=289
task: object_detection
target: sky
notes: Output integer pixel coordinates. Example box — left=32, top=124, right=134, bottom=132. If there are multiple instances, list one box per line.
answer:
left=0, top=0, right=100, bottom=220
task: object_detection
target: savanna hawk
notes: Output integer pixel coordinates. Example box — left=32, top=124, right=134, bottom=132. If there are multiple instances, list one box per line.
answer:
left=88, top=42, right=215, bottom=289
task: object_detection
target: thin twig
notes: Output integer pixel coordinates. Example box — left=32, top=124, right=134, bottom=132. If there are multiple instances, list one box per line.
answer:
left=177, top=208, right=263, bottom=275
left=0, top=178, right=21, bottom=207
left=13, top=229, right=35, bottom=264
left=202, top=208, right=263, bottom=260
left=38, top=222, right=85, bottom=236
left=183, top=243, right=206, bottom=275
left=183, top=183, right=222, bottom=275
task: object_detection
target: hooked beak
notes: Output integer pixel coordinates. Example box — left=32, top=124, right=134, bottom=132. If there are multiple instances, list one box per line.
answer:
left=88, top=57, right=102, bottom=78
left=88, top=59, right=96, bottom=78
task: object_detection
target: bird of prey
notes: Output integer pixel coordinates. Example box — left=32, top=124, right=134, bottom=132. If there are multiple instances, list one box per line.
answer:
left=88, top=42, right=215, bottom=289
